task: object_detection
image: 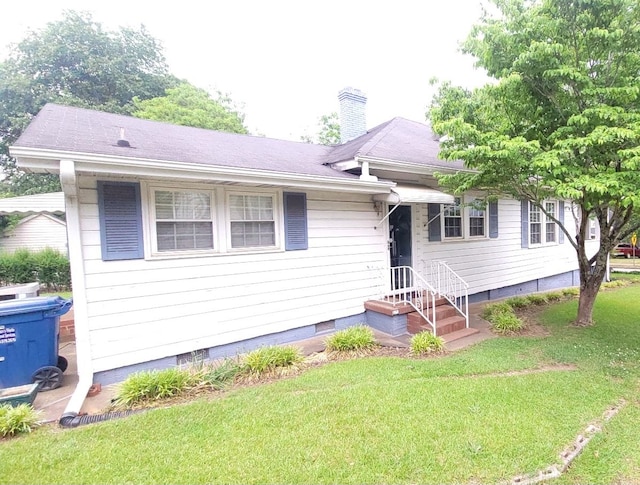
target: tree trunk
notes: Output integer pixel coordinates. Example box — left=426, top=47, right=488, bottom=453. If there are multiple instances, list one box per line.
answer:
left=576, top=280, right=598, bottom=326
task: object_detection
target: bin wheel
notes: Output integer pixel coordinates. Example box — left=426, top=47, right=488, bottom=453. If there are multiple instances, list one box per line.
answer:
left=32, top=366, right=63, bottom=391
left=57, top=356, right=68, bottom=373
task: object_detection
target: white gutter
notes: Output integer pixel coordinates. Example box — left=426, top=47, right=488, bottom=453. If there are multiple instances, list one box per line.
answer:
left=356, top=155, right=476, bottom=175
left=58, top=160, right=93, bottom=420
left=10, top=147, right=394, bottom=195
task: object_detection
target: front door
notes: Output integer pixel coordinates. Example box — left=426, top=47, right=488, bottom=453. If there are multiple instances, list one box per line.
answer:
left=389, top=205, right=412, bottom=268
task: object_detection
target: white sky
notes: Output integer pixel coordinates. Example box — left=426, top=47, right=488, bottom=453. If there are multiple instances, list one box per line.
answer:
left=0, top=0, right=491, bottom=141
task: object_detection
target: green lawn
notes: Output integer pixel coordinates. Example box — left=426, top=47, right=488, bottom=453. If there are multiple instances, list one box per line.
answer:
left=1, top=280, right=639, bottom=484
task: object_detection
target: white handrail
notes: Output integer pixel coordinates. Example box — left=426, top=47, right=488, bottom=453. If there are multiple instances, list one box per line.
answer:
left=427, top=260, right=469, bottom=328
left=383, top=266, right=439, bottom=335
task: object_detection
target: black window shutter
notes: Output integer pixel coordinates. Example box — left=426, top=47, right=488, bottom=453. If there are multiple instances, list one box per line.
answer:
left=284, top=192, right=308, bottom=251
left=558, top=201, right=565, bottom=244
left=489, top=200, right=499, bottom=239
left=428, top=203, right=441, bottom=242
left=97, top=181, right=144, bottom=261
left=521, top=200, right=529, bottom=248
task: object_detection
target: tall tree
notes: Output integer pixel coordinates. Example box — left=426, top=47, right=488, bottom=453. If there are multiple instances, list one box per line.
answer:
left=0, top=10, right=177, bottom=195
left=132, top=83, right=248, bottom=134
left=428, top=0, right=640, bottom=326
left=301, top=112, right=340, bottom=145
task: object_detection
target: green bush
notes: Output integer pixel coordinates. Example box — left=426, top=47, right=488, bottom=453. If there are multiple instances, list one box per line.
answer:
left=410, top=331, right=446, bottom=355
left=197, top=358, right=242, bottom=389
left=504, top=296, right=529, bottom=309
left=0, top=248, right=70, bottom=290
left=562, top=287, right=580, bottom=297
left=481, top=302, right=513, bottom=321
left=526, top=294, right=548, bottom=305
left=242, top=346, right=303, bottom=375
left=545, top=291, right=563, bottom=301
left=114, top=368, right=198, bottom=407
left=325, top=325, right=376, bottom=352
left=0, top=404, right=41, bottom=437
left=490, top=312, right=525, bottom=334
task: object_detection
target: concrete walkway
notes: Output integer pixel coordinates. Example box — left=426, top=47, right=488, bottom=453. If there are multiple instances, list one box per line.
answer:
left=33, top=302, right=495, bottom=424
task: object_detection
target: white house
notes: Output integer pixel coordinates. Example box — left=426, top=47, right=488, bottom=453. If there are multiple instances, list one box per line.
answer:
left=9, top=88, right=596, bottom=419
left=0, top=192, right=67, bottom=254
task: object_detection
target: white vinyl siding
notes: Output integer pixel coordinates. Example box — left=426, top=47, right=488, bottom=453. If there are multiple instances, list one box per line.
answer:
left=0, top=214, right=67, bottom=254
left=76, top=176, right=387, bottom=372
left=418, top=197, right=580, bottom=295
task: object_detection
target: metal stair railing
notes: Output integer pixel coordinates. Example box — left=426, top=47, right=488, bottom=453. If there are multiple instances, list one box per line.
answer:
left=384, top=266, right=439, bottom=335
left=427, top=260, right=469, bottom=328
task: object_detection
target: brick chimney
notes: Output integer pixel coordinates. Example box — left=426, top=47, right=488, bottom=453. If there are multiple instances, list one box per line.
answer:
left=338, top=87, right=367, bottom=143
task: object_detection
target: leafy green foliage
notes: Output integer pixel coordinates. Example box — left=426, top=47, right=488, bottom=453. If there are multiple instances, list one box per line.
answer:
left=0, top=10, right=177, bottom=195
left=504, top=296, right=529, bottom=309
left=113, top=368, right=197, bottom=407
left=325, top=325, right=376, bottom=352
left=195, top=359, right=242, bottom=390
left=0, top=248, right=70, bottom=290
left=526, top=294, right=549, bottom=305
left=410, top=331, right=446, bottom=354
left=0, top=404, right=40, bottom=437
left=301, top=112, right=341, bottom=145
left=242, top=346, right=303, bottom=375
left=481, top=301, right=513, bottom=321
left=428, top=0, right=640, bottom=325
left=490, top=312, right=525, bottom=334
left=132, top=83, right=247, bottom=134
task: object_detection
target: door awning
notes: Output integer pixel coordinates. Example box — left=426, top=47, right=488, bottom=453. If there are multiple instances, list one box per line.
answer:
left=373, top=184, right=454, bottom=205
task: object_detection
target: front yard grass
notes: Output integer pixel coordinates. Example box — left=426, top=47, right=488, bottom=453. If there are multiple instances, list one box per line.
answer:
left=1, top=279, right=639, bottom=484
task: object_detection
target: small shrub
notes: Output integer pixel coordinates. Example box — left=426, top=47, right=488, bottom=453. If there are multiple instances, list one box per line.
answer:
left=504, top=296, right=529, bottom=309
left=481, top=302, right=513, bottom=321
left=526, top=294, right=548, bottom=305
left=562, top=287, right=580, bottom=297
left=198, top=358, right=242, bottom=389
left=545, top=291, right=563, bottom=302
left=242, top=345, right=303, bottom=375
left=602, top=280, right=629, bottom=289
left=0, top=404, right=41, bottom=437
left=114, top=367, right=197, bottom=407
left=410, top=331, right=446, bottom=355
left=490, top=312, right=525, bottom=334
left=325, top=325, right=376, bottom=352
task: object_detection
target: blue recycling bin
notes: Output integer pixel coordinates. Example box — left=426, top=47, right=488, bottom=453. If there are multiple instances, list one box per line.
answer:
left=0, top=296, right=72, bottom=391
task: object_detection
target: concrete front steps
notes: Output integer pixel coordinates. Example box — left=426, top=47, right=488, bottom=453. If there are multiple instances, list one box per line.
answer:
left=364, top=296, right=479, bottom=343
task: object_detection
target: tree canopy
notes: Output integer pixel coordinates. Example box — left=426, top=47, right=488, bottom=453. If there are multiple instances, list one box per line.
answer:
left=132, top=83, right=248, bottom=134
left=0, top=10, right=177, bottom=195
left=428, top=0, right=640, bottom=325
left=301, top=112, right=340, bottom=145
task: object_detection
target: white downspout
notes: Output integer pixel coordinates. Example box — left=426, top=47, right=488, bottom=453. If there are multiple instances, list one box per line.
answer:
left=59, top=160, right=93, bottom=421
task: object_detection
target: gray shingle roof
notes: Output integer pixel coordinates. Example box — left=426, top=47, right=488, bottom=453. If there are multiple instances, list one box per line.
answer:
left=12, top=104, right=463, bottom=177
left=327, top=117, right=464, bottom=170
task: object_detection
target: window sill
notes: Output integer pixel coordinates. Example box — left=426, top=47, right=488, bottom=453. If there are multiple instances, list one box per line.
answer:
left=146, top=247, right=284, bottom=260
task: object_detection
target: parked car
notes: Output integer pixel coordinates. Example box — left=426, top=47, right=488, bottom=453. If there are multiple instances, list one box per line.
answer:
left=613, top=243, right=640, bottom=258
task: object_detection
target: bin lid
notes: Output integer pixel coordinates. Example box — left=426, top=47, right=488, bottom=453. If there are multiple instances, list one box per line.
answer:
left=0, top=296, right=72, bottom=317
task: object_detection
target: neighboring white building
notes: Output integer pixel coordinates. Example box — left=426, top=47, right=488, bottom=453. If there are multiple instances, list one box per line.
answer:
left=9, top=89, right=597, bottom=419
left=1, top=213, right=67, bottom=254
left=0, top=192, right=67, bottom=254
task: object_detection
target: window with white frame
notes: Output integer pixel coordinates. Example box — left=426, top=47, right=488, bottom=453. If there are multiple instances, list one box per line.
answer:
left=528, top=200, right=559, bottom=246
left=468, top=202, right=486, bottom=237
left=154, top=189, right=214, bottom=251
left=443, top=197, right=463, bottom=238
left=529, top=202, right=542, bottom=244
left=545, top=201, right=557, bottom=243
left=229, top=193, right=276, bottom=248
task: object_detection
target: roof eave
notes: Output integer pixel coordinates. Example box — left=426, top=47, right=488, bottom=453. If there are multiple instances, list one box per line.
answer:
left=10, top=146, right=395, bottom=194
left=356, top=155, right=475, bottom=175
